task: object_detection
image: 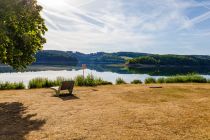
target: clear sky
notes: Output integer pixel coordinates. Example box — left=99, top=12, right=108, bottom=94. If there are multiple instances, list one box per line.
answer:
left=38, top=0, right=210, bottom=55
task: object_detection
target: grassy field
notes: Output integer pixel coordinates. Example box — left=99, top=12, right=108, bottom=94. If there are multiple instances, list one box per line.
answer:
left=0, top=84, right=210, bottom=140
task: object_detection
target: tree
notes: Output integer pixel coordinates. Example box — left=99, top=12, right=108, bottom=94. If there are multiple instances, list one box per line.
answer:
left=0, top=0, right=47, bottom=70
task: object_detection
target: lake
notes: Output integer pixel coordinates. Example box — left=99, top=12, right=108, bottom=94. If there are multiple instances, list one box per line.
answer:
left=0, top=65, right=210, bottom=86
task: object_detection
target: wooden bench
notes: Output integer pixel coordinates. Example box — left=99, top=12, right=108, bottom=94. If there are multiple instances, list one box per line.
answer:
left=51, top=81, right=75, bottom=96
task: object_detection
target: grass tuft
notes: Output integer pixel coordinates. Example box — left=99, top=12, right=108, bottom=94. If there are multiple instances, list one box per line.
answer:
left=28, top=77, right=70, bottom=89
left=0, top=82, right=25, bottom=90
left=116, top=78, right=127, bottom=85
left=157, top=74, right=207, bottom=83
left=131, top=80, right=142, bottom=84
left=145, top=77, right=157, bottom=84
left=157, top=77, right=165, bottom=83
left=74, top=74, right=112, bottom=87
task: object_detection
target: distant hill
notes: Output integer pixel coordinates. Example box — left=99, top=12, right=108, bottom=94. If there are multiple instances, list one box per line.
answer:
left=34, top=50, right=150, bottom=65
left=34, top=50, right=78, bottom=65
left=127, top=55, right=210, bottom=67
left=1, top=50, right=210, bottom=68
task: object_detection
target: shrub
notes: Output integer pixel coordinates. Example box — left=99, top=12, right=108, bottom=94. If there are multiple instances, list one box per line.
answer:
left=157, top=78, right=165, bottom=83
left=74, top=75, right=85, bottom=86
left=28, top=78, right=61, bottom=89
left=95, top=78, right=112, bottom=85
left=74, top=75, right=112, bottom=86
left=0, top=82, right=25, bottom=90
left=164, top=74, right=207, bottom=83
left=84, top=74, right=96, bottom=86
left=207, top=79, right=210, bottom=83
left=145, top=77, right=156, bottom=84
left=116, top=78, right=127, bottom=85
left=131, top=80, right=142, bottom=84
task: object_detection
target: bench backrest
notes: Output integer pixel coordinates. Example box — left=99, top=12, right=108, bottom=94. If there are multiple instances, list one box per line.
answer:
left=60, top=81, right=74, bottom=90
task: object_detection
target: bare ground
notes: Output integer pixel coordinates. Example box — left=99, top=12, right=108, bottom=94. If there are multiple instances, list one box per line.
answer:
left=0, top=84, right=210, bottom=140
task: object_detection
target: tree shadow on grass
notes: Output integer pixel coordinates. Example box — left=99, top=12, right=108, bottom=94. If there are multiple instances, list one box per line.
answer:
left=0, top=102, right=46, bottom=140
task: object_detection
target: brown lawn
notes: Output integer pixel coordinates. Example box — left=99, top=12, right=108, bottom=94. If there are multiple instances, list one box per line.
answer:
left=0, top=84, right=210, bottom=140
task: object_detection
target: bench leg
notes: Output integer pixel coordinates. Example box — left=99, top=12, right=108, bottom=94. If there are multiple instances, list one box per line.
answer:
left=55, top=90, right=60, bottom=96
left=68, top=90, right=73, bottom=95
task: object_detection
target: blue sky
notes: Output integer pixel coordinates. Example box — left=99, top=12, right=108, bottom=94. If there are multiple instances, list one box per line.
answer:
left=38, top=0, right=210, bottom=54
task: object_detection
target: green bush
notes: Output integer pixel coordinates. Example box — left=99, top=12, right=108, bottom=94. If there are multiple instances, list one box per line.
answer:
left=74, top=75, right=85, bottom=86
left=164, top=74, right=207, bottom=83
left=74, top=75, right=112, bottom=86
left=116, top=78, right=127, bottom=85
left=157, top=77, right=165, bottom=83
left=95, top=78, right=112, bottom=85
left=145, top=77, right=156, bottom=84
left=207, top=79, right=210, bottom=83
left=131, top=80, right=142, bottom=84
left=0, top=82, right=25, bottom=90
left=28, top=77, right=62, bottom=89
left=156, top=74, right=207, bottom=84
left=84, top=74, right=96, bottom=86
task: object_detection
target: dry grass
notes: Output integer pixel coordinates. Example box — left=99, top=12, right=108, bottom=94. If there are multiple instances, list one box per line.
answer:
left=0, top=84, right=210, bottom=140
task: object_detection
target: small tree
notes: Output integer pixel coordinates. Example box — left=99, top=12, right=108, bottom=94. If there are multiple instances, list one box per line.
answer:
left=0, top=0, right=47, bottom=70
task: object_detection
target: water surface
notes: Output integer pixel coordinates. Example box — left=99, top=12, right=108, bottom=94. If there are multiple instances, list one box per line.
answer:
left=0, top=65, right=210, bottom=86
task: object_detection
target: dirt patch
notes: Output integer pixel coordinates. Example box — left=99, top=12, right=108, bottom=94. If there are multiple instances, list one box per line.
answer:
left=0, top=84, right=210, bottom=140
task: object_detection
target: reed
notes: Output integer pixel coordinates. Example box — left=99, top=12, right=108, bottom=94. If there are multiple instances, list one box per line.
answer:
left=131, top=80, right=142, bottom=84
left=158, top=74, right=207, bottom=83
left=74, top=74, right=112, bottom=86
left=145, top=77, right=157, bottom=84
left=116, top=78, right=127, bottom=85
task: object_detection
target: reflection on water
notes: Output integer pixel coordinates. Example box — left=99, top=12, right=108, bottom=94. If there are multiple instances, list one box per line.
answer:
left=127, top=66, right=210, bottom=76
left=0, top=64, right=210, bottom=86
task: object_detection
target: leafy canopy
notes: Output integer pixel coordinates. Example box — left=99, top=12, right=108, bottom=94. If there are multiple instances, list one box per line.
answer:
left=0, top=0, right=47, bottom=70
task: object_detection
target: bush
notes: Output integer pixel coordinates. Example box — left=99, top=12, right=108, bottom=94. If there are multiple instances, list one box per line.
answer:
left=207, top=79, right=210, bottom=83
left=95, top=78, right=112, bottom=85
left=0, top=82, right=25, bottom=90
left=145, top=77, right=156, bottom=84
left=84, top=74, right=96, bottom=86
left=28, top=77, right=62, bottom=89
left=164, top=74, right=207, bottom=83
left=157, top=78, right=165, bottom=83
left=131, top=80, right=142, bottom=84
left=74, top=75, right=85, bottom=86
left=74, top=74, right=112, bottom=86
left=116, top=78, right=127, bottom=85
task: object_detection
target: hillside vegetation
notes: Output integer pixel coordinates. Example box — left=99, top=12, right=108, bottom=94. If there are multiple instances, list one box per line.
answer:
left=127, top=55, right=210, bottom=66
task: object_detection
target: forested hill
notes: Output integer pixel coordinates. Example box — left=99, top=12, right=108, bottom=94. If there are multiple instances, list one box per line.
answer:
left=34, top=51, right=78, bottom=65
left=34, top=50, right=149, bottom=65
left=33, top=50, right=210, bottom=66
left=127, top=55, right=210, bottom=66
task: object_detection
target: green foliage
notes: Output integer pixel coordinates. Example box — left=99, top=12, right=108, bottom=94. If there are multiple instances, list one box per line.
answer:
left=157, top=78, right=165, bottom=83
left=84, top=74, right=96, bottom=86
left=0, top=82, right=25, bottom=90
left=0, top=0, right=47, bottom=70
left=35, top=51, right=78, bottom=65
left=131, top=80, right=142, bottom=84
left=128, top=56, right=158, bottom=65
left=145, top=77, right=157, bottom=84
left=28, top=77, right=64, bottom=89
left=74, top=75, right=85, bottom=86
left=127, top=55, right=210, bottom=66
left=94, top=77, right=112, bottom=85
left=165, top=74, right=207, bottom=83
left=116, top=78, right=127, bottom=85
left=158, top=74, right=207, bottom=83
left=74, top=74, right=112, bottom=87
